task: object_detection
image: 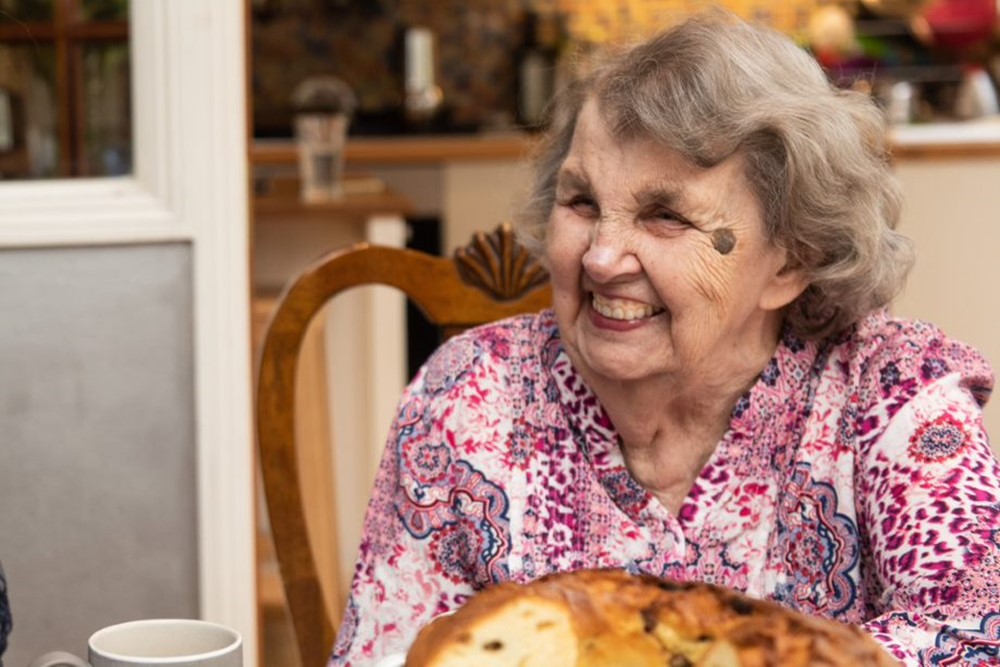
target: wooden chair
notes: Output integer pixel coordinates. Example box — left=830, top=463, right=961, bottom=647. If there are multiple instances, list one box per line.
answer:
left=255, top=223, right=551, bottom=667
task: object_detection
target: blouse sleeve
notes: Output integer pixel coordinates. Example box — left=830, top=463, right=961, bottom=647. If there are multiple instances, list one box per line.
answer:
left=854, top=340, right=1000, bottom=665
left=330, top=333, right=514, bottom=666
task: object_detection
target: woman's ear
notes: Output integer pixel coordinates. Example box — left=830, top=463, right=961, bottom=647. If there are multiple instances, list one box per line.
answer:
left=759, top=258, right=809, bottom=312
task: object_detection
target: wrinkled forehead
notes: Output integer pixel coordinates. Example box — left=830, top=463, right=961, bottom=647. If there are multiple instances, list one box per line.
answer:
left=565, top=98, right=751, bottom=193
left=581, top=79, right=744, bottom=171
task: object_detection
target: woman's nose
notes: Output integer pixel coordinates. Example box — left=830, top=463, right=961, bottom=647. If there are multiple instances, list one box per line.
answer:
left=581, top=223, right=642, bottom=282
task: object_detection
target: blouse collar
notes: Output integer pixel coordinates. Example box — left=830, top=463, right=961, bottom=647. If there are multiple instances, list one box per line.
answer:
left=543, top=311, right=825, bottom=527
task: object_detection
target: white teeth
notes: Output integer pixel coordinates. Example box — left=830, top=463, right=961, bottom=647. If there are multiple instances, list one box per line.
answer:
left=592, top=294, right=662, bottom=321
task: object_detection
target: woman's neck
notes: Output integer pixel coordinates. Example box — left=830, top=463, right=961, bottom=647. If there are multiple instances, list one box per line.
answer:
left=580, top=324, right=783, bottom=513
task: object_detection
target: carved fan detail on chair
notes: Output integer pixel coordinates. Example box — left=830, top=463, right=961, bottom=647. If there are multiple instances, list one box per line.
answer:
left=256, top=223, right=550, bottom=667
left=455, top=224, right=548, bottom=300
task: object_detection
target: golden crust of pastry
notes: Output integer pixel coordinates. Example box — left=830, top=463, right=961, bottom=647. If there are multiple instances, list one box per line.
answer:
left=404, top=569, right=899, bottom=667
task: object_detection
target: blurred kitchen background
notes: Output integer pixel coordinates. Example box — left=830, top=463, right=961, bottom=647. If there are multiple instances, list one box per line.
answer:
left=249, top=0, right=1000, bottom=139
left=1, top=0, right=999, bottom=181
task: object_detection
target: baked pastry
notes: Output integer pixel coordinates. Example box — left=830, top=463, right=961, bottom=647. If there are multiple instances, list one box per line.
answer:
left=404, top=569, right=897, bottom=666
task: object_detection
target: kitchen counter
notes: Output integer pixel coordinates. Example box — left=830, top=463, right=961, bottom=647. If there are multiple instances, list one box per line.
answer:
left=252, top=118, right=1000, bottom=167
left=254, top=176, right=414, bottom=220
left=889, top=117, right=1000, bottom=160
left=253, top=132, right=534, bottom=167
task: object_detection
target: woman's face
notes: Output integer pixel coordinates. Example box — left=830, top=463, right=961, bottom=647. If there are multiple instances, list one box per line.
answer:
left=546, top=100, right=805, bottom=389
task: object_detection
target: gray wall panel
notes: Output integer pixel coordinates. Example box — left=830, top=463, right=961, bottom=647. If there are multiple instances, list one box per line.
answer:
left=0, top=243, right=198, bottom=665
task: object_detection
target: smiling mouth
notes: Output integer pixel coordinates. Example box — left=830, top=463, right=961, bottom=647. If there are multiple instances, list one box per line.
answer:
left=591, top=294, right=664, bottom=321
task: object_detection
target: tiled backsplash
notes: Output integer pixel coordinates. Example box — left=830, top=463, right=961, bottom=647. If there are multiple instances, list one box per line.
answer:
left=252, top=0, right=822, bottom=137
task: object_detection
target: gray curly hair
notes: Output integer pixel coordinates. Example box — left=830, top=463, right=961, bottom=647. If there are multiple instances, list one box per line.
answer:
left=517, top=9, right=914, bottom=339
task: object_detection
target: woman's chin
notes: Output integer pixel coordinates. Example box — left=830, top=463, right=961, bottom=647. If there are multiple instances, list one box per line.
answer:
left=574, top=346, right=669, bottom=385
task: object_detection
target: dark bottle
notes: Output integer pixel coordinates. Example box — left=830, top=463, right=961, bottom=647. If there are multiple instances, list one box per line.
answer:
left=515, top=10, right=561, bottom=129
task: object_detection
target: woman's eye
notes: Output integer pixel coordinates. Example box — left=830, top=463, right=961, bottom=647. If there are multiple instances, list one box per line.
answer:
left=646, top=208, right=691, bottom=230
left=560, top=195, right=599, bottom=218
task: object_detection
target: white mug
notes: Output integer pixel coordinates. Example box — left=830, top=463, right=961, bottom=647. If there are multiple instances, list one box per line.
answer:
left=27, top=618, right=242, bottom=667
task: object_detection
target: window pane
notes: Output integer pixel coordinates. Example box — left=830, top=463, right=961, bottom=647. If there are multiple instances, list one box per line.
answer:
left=0, top=1, right=131, bottom=180
left=0, top=0, right=54, bottom=22
left=0, top=44, right=60, bottom=179
left=79, top=41, right=131, bottom=176
left=79, top=0, right=128, bottom=22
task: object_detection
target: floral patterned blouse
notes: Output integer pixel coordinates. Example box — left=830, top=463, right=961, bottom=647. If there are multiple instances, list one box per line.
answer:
left=331, top=309, right=999, bottom=666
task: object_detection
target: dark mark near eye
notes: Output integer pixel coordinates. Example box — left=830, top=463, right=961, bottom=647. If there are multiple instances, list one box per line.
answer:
left=711, top=228, right=736, bottom=255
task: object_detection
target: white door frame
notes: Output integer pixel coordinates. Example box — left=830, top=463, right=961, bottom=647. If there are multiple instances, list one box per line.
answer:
left=0, top=0, right=256, bottom=660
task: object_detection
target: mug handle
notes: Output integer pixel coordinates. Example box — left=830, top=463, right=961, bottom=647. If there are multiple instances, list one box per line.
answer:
left=26, top=651, right=91, bottom=667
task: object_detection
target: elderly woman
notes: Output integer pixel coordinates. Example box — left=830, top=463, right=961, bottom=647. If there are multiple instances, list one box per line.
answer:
left=332, top=10, right=999, bottom=666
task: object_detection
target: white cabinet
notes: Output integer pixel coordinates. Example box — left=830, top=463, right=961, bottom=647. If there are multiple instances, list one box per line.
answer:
left=892, top=155, right=1000, bottom=446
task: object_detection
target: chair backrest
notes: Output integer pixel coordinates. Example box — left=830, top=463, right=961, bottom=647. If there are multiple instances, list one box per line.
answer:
left=256, top=223, right=551, bottom=667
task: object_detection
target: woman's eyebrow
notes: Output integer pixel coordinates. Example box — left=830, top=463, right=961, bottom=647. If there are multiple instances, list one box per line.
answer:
left=632, top=184, right=687, bottom=210
left=555, top=168, right=591, bottom=192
